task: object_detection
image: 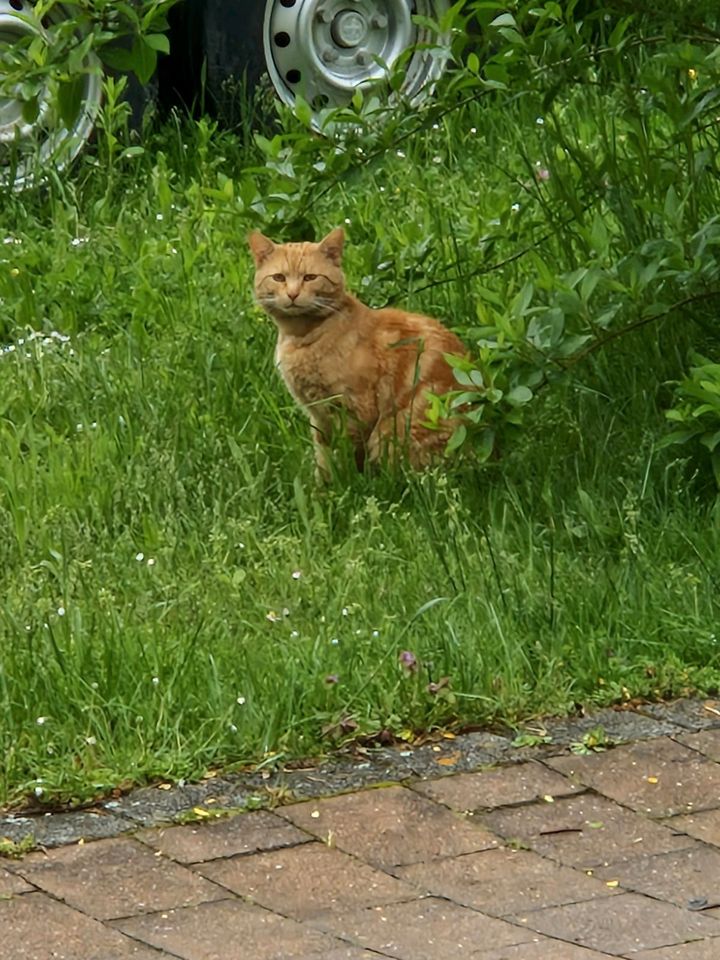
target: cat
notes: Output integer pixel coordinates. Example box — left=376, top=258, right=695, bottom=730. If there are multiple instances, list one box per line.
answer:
left=248, top=227, right=467, bottom=478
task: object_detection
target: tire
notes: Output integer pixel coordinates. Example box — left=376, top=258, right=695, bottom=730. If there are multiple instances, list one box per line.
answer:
left=200, top=0, right=450, bottom=128
left=0, top=0, right=102, bottom=190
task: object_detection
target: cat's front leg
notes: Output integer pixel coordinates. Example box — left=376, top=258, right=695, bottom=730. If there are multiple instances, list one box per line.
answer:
left=308, top=412, right=331, bottom=483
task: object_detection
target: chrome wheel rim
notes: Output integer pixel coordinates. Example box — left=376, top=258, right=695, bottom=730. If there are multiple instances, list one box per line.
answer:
left=0, top=0, right=102, bottom=190
left=264, top=0, right=449, bottom=120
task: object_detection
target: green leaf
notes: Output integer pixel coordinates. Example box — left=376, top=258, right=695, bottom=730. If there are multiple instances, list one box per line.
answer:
left=664, top=185, right=681, bottom=224
left=143, top=33, right=170, bottom=55
left=133, top=37, right=158, bottom=84
left=293, top=95, right=313, bottom=127
left=657, top=427, right=702, bottom=448
left=99, top=45, right=136, bottom=74
left=453, top=368, right=474, bottom=387
left=490, top=13, right=517, bottom=27
left=476, top=429, right=496, bottom=462
left=20, top=95, right=41, bottom=125
left=589, top=215, right=608, bottom=256
left=701, top=429, right=720, bottom=453
left=57, top=77, right=83, bottom=129
left=506, top=385, right=533, bottom=406
left=446, top=424, right=467, bottom=453
left=511, top=281, right=534, bottom=317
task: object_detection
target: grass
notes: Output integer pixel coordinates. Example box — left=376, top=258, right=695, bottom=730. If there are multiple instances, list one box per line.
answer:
left=0, top=41, right=719, bottom=808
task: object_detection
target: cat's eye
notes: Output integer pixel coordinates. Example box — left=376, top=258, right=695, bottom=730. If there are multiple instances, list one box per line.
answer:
left=271, top=273, right=286, bottom=282
left=303, top=274, right=317, bottom=282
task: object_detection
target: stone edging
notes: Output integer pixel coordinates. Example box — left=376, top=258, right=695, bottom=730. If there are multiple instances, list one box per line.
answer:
left=2, top=698, right=719, bottom=852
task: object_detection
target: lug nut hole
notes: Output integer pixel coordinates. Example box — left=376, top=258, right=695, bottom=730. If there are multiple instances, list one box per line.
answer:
left=286, top=69, right=302, bottom=84
left=274, top=31, right=291, bottom=48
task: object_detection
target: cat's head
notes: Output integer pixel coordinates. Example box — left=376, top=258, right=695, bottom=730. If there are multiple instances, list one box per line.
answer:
left=248, top=228, right=346, bottom=323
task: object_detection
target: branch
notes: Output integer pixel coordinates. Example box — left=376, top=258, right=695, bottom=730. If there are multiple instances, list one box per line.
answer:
left=561, top=289, right=720, bottom=369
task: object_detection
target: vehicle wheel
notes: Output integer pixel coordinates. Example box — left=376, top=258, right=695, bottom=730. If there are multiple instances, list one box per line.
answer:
left=202, top=0, right=450, bottom=128
left=0, top=0, right=102, bottom=190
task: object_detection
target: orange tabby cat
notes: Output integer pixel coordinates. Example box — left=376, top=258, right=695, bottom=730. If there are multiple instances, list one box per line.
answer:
left=248, top=227, right=466, bottom=477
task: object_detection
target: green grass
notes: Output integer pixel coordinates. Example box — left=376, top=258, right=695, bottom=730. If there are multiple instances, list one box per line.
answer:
left=0, top=45, right=719, bottom=808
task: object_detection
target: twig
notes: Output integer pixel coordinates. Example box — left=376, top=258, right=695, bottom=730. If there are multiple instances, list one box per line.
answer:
left=560, top=290, right=720, bottom=368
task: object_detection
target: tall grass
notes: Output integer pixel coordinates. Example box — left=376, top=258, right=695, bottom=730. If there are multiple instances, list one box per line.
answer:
left=0, top=30, right=718, bottom=807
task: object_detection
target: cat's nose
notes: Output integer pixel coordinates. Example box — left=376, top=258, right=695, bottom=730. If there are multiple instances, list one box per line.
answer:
left=288, top=290, right=300, bottom=301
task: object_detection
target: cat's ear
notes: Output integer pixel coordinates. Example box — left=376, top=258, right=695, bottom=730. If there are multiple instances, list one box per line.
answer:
left=248, top=232, right=276, bottom=265
left=318, top=227, right=345, bottom=265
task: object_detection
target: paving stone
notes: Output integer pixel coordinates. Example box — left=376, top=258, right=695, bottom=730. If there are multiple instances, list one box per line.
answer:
left=677, top=730, right=720, bottom=763
left=508, top=893, right=720, bottom=955
left=411, top=761, right=582, bottom=811
left=0, top=867, right=33, bottom=896
left=303, top=950, right=393, bottom=960
left=471, top=941, right=619, bottom=960
left=547, top=738, right=720, bottom=816
left=667, top=809, right=720, bottom=848
left=278, top=784, right=497, bottom=869
left=197, top=842, right=417, bottom=919
left=631, top=941, right=720, bottom=959
left=315, top=896, right=539, bottom=959
left=0, top=891, right=169, bottom=959
left=481, top=793, right=691, bottom=869
left=595, top=844, right=720, bottom=909
left=114, top=897, right=342, bottom=960
left=396, top=846, right=616, bottom=915
left=640, top=699, right=720, bottom=732
left=15, top=836, right=225, bottom=920
left=137, top=809, right=310, bottom=863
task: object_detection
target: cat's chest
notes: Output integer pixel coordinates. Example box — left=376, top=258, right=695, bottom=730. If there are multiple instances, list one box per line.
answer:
left=275, top=339, right=341, bottom=407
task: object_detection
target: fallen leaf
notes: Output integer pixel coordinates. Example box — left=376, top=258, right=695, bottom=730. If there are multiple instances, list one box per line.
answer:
left=606, top=879, right=619, bottom=888
left=192, top=807, right=211, bottom=818
left=436, top=752, right=461, bottom=766
left=542, top=794, right=555, bottom=803
left=157, top=783, right=172, bottom=791
left=647, top=776, right=659, bottom=784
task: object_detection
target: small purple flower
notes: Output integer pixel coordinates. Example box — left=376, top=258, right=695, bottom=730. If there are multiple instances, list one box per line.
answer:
left=398, top=650, right=418, bottom=673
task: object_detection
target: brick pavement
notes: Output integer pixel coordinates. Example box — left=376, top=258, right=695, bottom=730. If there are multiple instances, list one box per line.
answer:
left=5, top=726, right=720, bottom=958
